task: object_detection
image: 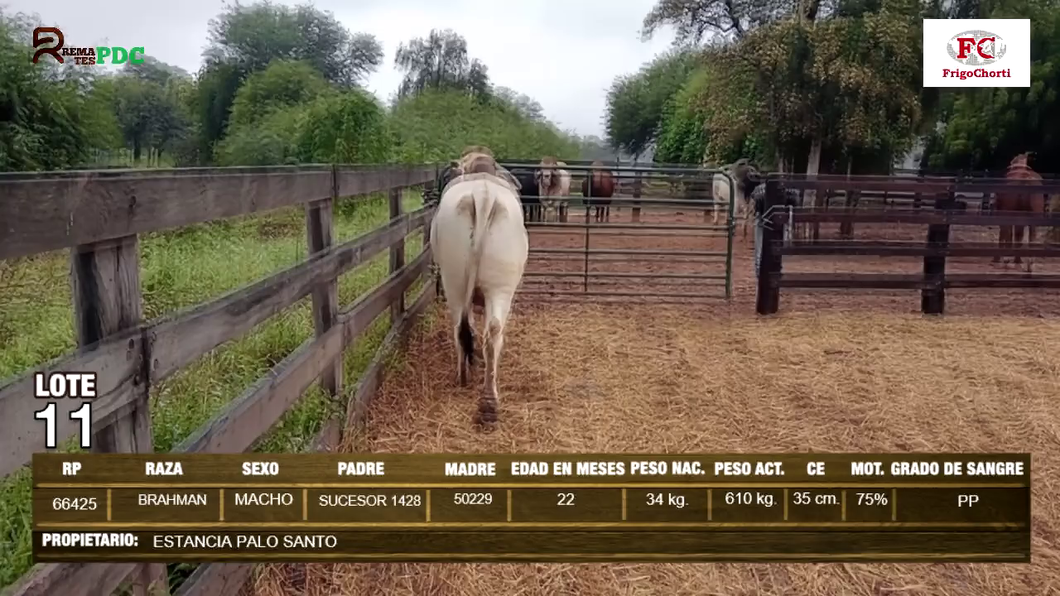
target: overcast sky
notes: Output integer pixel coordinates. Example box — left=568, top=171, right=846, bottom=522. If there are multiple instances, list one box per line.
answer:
left=9, top=0, right=676, bottom=137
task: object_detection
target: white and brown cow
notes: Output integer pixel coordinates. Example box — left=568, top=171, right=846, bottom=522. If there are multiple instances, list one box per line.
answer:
left=535, top=156, right=571, bottom=223
left=711, top=158, right=762, bottom=237
left=431, top=152, right=528, bottom=427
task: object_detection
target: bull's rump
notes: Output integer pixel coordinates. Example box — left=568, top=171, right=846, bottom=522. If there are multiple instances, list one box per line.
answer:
left=431, top=176, right=529, bottom=310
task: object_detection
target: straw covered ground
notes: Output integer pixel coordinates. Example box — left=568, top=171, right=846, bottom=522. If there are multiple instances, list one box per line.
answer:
left=253, top=291, right=1060, bottom=595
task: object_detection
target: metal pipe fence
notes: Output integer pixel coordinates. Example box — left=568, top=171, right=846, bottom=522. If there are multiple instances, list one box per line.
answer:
left=505, top=162, right=737, bottom=301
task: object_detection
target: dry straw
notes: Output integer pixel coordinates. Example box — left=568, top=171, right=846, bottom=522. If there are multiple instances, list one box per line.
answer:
left=255, top=221, right=1059, bottom=596
left=253, top=294, right=1059, bottom=596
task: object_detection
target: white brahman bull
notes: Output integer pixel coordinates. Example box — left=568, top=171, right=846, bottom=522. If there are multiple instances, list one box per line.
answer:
left=711, top=159, right=762, bottom=238
left=535, top=156, right=571, bottom=223
left=431, top=164, right=528, bottom=426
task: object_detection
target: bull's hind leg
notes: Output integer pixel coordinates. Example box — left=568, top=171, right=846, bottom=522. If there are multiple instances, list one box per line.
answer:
left=453, top=310, right=475, bottom=386
left=453, top=320, right=468, bottom=386
left=474, top=318, right=504, bottom=428
left=474, top=295, right=512, bottom=428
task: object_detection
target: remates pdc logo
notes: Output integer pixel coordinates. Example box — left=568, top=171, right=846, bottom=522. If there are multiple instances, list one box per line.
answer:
left=947, top=30, right=1007, bottom=66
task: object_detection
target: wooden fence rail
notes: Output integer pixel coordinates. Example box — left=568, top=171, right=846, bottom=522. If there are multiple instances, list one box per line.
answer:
left=755, top=180, right=1060, bottom=316
left=0, top=164, right=440, bottom=596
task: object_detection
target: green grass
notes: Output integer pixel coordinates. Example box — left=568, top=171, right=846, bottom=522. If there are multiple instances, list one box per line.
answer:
left=0, top=190, right=427, bottom=591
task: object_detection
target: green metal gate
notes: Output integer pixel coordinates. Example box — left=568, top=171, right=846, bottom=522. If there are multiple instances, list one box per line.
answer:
left=503, top=162, right=738, bottom=302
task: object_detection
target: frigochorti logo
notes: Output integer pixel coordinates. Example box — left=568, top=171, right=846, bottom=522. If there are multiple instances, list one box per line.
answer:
left=941, top=29, right=1010, bottom=81
left=947, top=30, right=1007, bottom=66
left=31, top=26, right=144, bottom=65
left=923, top=19, right=1029, bottom=88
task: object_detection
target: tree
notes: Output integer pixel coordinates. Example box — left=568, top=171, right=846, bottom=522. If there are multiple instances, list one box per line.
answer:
left=105, top=56, right=192, bottom=162
left=923, top=0, right=1060, bottom=171
left=214, top=105, right=303, bottom=165
left=214, top=60, right=336, bottom=166
left=604, top=49, right=698, bottom=159
left=0, top=10, right=120, bottom=171
left=296, top=91, right=390, bottom=164
left=670, top=0, right=924, bottom=177
left=123, top=56, right=190, bottom=86
left=492, top=86, right=544, bottom=121
left=204, top=1, right=382, bottom=88
left=394, top=29, right=491, bottom=100
left=640, top=0, right=801, bottom=44
left=387, top=89, right=578, bottom=163
left=228, top=60, right=332, bottom=128
left=191, top=61, right=245, bottom=159
left=654, top=68, right=714, bottom=164
left=194, top=1, right=383, bottom=155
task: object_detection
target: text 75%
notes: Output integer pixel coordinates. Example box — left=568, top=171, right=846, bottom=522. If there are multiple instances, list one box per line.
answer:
left=856, top=492, right=889, bottom=506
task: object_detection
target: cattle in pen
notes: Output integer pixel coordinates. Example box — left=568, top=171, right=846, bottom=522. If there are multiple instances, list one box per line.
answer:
left=581, top=161, right=616, bottom=222
left=711, top=159, right=762, bottom=237
left=431, top=154, right=529, bottom=427
left=535, top=156, right=572, bottom=223
left=509, top=168, right=542, bottom=222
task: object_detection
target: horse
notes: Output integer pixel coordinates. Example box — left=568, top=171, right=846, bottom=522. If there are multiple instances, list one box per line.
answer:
left=994, top=152, right=1047, bottom=272
left=581, top=161, right=616, bottom=222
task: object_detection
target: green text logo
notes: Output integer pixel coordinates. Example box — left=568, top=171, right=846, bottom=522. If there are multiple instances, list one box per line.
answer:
left=32, top=27, right=144, bottom=65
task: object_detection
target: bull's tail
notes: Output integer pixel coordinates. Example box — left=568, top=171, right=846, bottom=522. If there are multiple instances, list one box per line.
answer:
left=458, top=182, right=501, bottom=364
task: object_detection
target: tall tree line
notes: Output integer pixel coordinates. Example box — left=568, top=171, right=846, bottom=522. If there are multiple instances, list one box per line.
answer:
left=606, top=0, right=1060, bottom=174
left=0, top=3, right=590, bottom=172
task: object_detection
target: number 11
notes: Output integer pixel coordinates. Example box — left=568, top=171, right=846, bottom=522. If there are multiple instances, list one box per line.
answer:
left=34, top=402, right=93, bottom=449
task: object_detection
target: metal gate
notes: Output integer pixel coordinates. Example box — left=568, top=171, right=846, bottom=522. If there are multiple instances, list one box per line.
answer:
left=501, top=162, right=737, bottom=302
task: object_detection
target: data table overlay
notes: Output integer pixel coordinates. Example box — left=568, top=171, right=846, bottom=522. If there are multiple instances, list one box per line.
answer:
left=32, top=453, right=1031, bottom=563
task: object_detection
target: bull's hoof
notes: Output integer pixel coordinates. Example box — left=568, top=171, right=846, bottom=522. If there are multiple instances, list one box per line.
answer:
left=474, top=397, right=499, bottom=429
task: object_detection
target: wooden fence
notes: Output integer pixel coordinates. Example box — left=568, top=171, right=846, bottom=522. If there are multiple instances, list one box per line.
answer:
left=756, top=177, right=1060, bottom=315
left=0, top=164, right=440, bottom=596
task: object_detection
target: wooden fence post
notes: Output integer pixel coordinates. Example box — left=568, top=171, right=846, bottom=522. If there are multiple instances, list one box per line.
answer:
left=423, top=172, right=436, bottom=246
left=71, top=235, right=169, bottom=596
left=389, top=186, right=406, bottom=323
left=306, top=168, right=342, bottom=447
left=756, top=180, right=784, bottom=315
left=921, top=192, right=952, bottom=315
left=839, top=188, right=860, bottom=240
left=631, top=171, right=642, bottom=223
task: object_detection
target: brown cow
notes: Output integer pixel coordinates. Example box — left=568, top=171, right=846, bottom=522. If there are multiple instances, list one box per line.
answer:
left=581, top=160, right=616, bottom=222
left=995, top=152, right=1047, bottom=272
